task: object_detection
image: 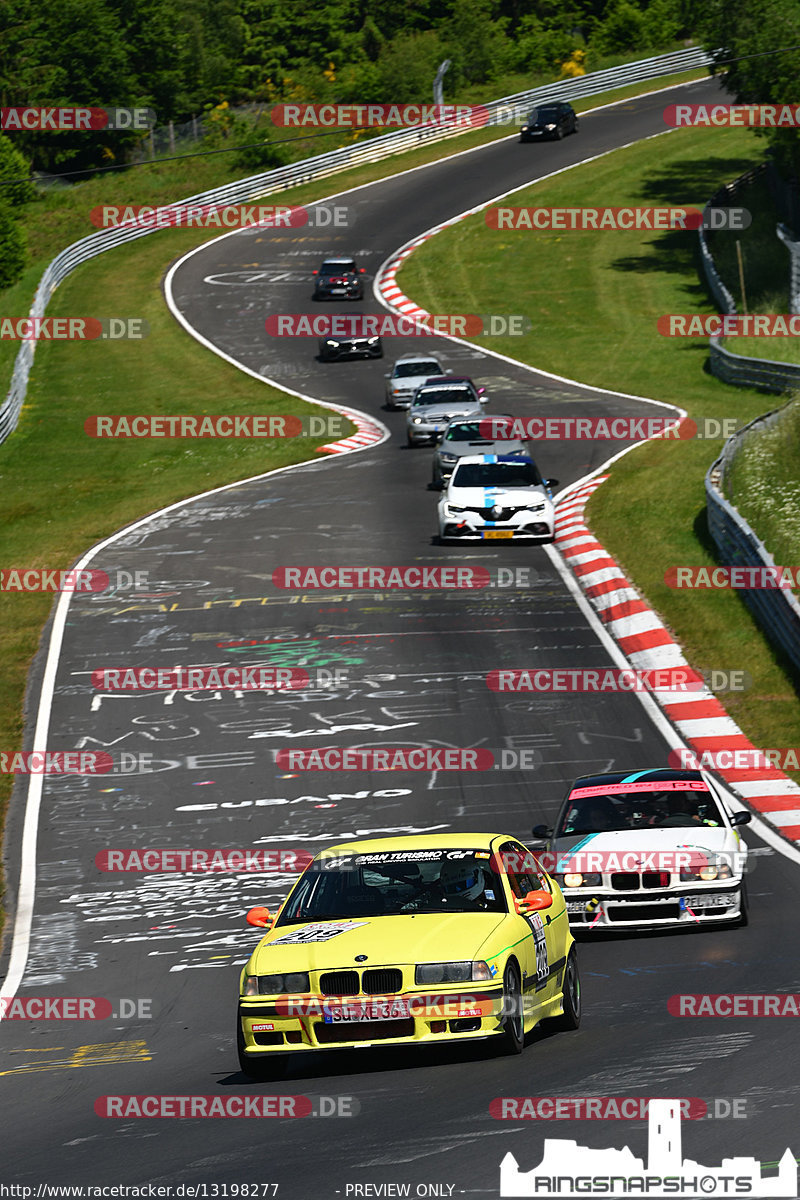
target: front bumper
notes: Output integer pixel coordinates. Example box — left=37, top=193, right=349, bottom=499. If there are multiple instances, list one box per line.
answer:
left=439, top=513, right=554, bottom=541
left=315, top=285, right=362, bottom=299
left=562, top=882, right=744, bottom=929
left=238, top=985, right=505, bottom=1055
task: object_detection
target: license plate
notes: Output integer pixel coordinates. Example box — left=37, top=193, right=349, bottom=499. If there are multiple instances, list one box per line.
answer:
left=683, top=894, right=736, bottom=908
left=323, top=999, right=411, bottom=1023
left=331, top=288, right=346, bottom=294
left=483, top=530, right=513, bottom=539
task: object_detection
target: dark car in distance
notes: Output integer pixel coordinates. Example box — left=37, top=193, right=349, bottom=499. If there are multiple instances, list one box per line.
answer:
left=313, top=257, right=365, bottom=300
left=519, top=102, right=578, bottom=142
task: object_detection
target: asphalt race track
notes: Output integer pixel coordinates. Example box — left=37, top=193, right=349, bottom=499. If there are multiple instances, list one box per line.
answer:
left=3, top=74, right=800, bottom=1196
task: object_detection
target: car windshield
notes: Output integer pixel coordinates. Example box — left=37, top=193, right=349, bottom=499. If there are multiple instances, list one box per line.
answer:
left=556, top=784, right=724, bottom=835
left=413, top=388, right=474, bottom=407
left=444, top=422, right=485, bottom=441
left=276, top=849, right=508, bottom=922
left=534, top=107, right=560, bottom=121
left=394, top=361, right=441, bottom=378
left=452, top=461, right=543, bottom=488
left=320, top=262, right=356, bottom=275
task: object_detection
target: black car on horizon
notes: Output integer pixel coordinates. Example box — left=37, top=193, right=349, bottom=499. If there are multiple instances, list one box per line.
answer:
left=519, top=102, right=578, bottom=142
left=312, top=256, right=365, bottom=300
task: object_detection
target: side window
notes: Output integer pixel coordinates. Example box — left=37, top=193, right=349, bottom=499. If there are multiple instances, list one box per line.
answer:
left=499, top=841, right=548, bottom=898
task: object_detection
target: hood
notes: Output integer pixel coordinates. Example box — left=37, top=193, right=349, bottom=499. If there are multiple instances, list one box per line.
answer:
left=444, top=439, right=525, bottom=459
left=412, top=402, right=482, bottom=420
left=250, top=912, right=506, bottom=973
left=551, top=825, right=738, bottom=862
left=448, top=484, right=549, bottom=507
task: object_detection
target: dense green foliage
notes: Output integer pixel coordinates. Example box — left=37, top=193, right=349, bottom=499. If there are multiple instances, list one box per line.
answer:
left=0, top=0, right=695, bottom=176
left=699, top=0, right=800, bottom=176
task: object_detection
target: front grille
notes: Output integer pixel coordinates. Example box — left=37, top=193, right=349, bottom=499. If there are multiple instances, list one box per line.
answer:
left=606, top=903, right=681, bottom=923
left=611, top=872, right=670, bottom=891
left=474, top=505, right=527, bottom=521
left=362, top=968, right=402, bottom=994
left=314, top=1018, right=415, bottom=1044
left=320, top=970, right=360, bottom=996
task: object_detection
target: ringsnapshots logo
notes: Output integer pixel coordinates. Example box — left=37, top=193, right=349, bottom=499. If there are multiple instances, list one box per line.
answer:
left=499, top=1098, right=797, bottom=1197
left=485, top=207, right=750, bottom=232
left=0, top=106, right=155, bottom=131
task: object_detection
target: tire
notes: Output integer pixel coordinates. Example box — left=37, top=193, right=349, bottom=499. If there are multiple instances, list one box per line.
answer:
left=732, top=880, right=749, bottom=928
left=498, top=962, right=525, bottom=1055
left=550, top=946, right=581, bottom=1031
left=555, top=127, right=564, bottom=140
left=237, top=1019, right=289, bottom=1080
left=407, top=433, right=416, bottom=447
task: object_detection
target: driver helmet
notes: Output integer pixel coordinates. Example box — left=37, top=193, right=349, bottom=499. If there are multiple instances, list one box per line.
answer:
left=440, top=859, right=485, bottom=901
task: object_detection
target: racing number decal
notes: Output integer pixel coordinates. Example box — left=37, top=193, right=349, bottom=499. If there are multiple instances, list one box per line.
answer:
left=528, top=912, right=549, bottom=989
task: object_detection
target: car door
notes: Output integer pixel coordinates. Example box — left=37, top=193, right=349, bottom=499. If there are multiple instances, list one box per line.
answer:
left=497, top=839, right=549, bottom=1022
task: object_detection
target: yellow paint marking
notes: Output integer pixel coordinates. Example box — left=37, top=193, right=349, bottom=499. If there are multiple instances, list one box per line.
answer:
left=0, top=1040, right=151, bottom=1075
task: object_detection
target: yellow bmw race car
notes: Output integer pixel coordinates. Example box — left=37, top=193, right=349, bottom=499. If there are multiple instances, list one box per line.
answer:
left=237, top=832, right=580, bottom=1078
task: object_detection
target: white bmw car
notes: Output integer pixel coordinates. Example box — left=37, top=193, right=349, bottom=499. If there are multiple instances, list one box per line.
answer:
left=437, top=454, right=557, bottom=542
left=532, top=768, right=751, bottom=931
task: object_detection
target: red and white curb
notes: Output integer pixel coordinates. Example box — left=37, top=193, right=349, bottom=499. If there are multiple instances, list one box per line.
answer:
left=555, top=478, right=800, bottom=845
left=378, top=216, right=472, bottom=318
left=316, top=406, right=384, bottom=454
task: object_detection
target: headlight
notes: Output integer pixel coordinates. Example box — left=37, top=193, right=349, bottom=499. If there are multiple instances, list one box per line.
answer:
left=439, top=453, right=457, bottom=463
left=525, top=502, right=546, bottom=512
left=412, top=417, right=423, bottom=424
left=521, top=126, right=529, bottom=132
left=680, top=861, right=732, bottom=882
left=325, top=339, right=337, bottom=346
left=242, top=972, right=310, bottom=996
left=367, top=337, right=379, bottom=344
left=447, top=505, right=467, bottom=514
left=545, top=123, right=556, bottom=130
left=415, top=961, right=491, bottom=985
left=560, top=873, right=602, bottom=888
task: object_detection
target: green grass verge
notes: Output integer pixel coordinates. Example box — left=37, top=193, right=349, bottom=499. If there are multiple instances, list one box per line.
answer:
left=726, top=399, right=800, bottom=566
left=397, top=122, right=800, bottom=777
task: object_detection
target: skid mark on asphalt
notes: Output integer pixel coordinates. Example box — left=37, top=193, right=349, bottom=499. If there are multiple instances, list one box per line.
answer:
left=576, top=1033, right=754, bottom=1092
left=0, top=1041, right=151, bottom=1075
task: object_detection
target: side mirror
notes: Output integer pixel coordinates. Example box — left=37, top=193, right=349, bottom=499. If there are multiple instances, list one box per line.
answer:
left=477, top=386, right=486, bottom=394
left=515, top=890, right=553, bottom=914
left=730, top=811, right=752, bottom=826
left=532, top=824, right=551, bottom=840
left=246, top=906, right=274, bottom=929
left=546, top=478, right=559, bottom=488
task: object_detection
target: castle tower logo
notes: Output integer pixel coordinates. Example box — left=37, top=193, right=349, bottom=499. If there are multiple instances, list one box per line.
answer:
left=500, top=1099, right=797, bottom=1197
